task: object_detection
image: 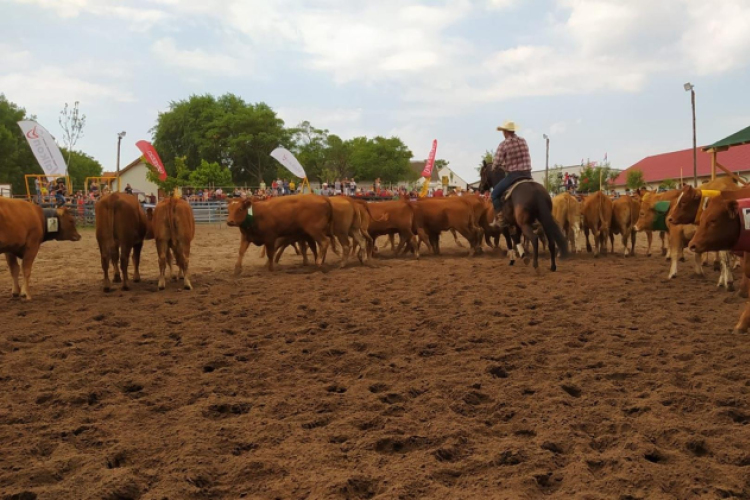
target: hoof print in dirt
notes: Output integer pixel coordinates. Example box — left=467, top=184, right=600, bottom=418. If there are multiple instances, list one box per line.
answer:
left=4, top=493, right=38, bottom=500
left=488, top=366, right=509, bottom=378
left=335, top=476, right=380, bottom=499
left=326, top=385, right=347, bottom=394
left=375, top=436, right=431, bottom=455
left=561, top=384, right=582, bottom=398
left=203, top=402, right=252, bottom=419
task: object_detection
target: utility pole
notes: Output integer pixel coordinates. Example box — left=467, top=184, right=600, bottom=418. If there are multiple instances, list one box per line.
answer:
left=116, top=131, right=126, bottom=192
left=684, top=83, right=697, bottom=187
left=543, top=134, right=550, bottom=191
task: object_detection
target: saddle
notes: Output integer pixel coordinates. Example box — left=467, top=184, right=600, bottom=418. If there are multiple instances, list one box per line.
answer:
left=503, top=178, right=535, bottom=201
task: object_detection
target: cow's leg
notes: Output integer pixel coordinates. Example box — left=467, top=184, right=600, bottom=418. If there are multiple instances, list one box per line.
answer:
left=713, top=252, right=722, bottom=272
left=573, top=221, right=582, bottom=253
left=293, top=243, right=301, bottom=256
left=259, top=246, right=266, bottom=259
left=156, top=239, right=168, bottom=290
left=451, top=228, right=465, bottom=248
left=336, top=234, right=351, bottom=269
left=19, top=247, right=39, bottom=300
left=717, top=251, right=734, bottom=292
left=455, top=226, right=476, bottom=257
left=329, top=236, right=341, bottom=256
left=661, top=231, right=668, bottom=257
left=111, top=245, right=122, bottom=283
left=274, top=244, right=288, bottom=264
left=265, top=242, right=275, bottom=271
left=313, top=232, right=330, bottom=269
left=175, top=242, right=192, bottom=290
left=100, top=247, right=112, bottom=292
left=591, top=229, right=600, bottom=257
left=119, top=244, right=132, bottom=291
left=609, top=232, right=615, bottom=254
left=5, top=254, right=21, bottom=297
left=234, top=237, right=250, bottom=276
left=645, top=230, right=653, bottom=256
left=132, top=242, right=143, bottom=283
left=584, top=226, right=592, bottom=253
left=630, top=228, right=637, bottom=257
left=299, top=241, right=310, bottom=266
left=693, top=251, right=705, bottom=277
left=740, top=254, right=750, bottom=299
left=667, top=229, right=681, bottom=279
left=519, top=223, right=539, bottom=269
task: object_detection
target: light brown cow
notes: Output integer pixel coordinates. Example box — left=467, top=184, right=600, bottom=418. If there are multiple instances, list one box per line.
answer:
left=552, top=192, right=581, bottom=253
left=226, top=194, right=332, bottom=272
left=95, top=193, right=151, bottom=292
left=367, top=200, right=422, bottom=259
left=151, top=196, right=196, bottom=290
left=413, top=198, right=481, bottom=256
left=610, top=196, right=640, bottom=256
left=328, top=196, right=368, bottom=268
left=581, top=191, right=614, bottom=257
left=633, top=190, right=670, bottom=257
left=0, top=198, right=81, bottom=299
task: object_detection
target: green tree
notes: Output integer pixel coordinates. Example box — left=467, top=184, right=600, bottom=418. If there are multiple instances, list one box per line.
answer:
left=152, top=94, right=290, bottom=185
left=189, top=159, right=233, bottom=188
left=578, top=162, right=620, bottom=193
left=289, top=121, right=329, bottom=181
left=659, top=178, right=677, bottom=190
left=60, top=148, right=102, bottom=191
left=476, top=150, right=494, bottom=173
left=544, top=165, right=565, bottom=194
left=58, top=101, right=86, bottom=174
left=147, top=155, right=191, bottom=194
left=348, top=136, right=414, bottom=184
left=626, top=169, right=646, bottom=190
left=0, top=95, right=40, bottom=195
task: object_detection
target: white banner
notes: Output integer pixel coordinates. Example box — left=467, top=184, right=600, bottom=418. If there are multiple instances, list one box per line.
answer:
left=270, top=147, right=307, bottom=179
left=17, top=120, right=67, bottom=177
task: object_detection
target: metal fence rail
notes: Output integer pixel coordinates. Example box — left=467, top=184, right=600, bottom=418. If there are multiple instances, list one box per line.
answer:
left=46, top=201, right=230, bottom=226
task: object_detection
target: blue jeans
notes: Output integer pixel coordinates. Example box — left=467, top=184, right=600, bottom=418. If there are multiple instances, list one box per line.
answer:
left=491, top=171, right=531, bottom=211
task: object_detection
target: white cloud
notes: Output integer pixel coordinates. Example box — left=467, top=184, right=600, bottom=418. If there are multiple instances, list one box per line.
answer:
left=9, top=0, right=168, bottom=28
left=0, top=69, right=136, bottom=107
left=550, top=122, right=568, bottom=135
left=151, top=38, right=252, bottom=76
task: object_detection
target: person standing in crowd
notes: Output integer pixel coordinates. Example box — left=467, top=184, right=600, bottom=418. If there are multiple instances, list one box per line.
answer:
left=283, top=179, right=290, bottom=195
left=334, top=178, right=341, bottom=195
left=125, top=183, right=133, bottom=195
left=55, top=179, right=67, bottom=206
left=289, top=179, right=296, bottom=193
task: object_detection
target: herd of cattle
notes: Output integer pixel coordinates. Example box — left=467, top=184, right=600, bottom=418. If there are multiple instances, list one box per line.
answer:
left=1, top=176, right=750, bottom=331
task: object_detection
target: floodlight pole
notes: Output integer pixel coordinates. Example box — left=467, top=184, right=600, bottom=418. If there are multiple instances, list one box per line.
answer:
left=116, top=131, right=126, bottom=192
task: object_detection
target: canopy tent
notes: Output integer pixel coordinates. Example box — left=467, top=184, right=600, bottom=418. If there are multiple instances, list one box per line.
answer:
left=703, top=125, right=750, bottom=185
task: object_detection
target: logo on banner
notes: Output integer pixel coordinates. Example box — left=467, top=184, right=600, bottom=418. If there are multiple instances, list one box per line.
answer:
left=26, top=127, right=39, bottom=140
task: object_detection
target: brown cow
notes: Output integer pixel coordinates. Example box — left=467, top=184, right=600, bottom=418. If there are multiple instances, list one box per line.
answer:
left=633, top=190, right=672, bottom=257
left=610, top=196, right=640, bottom=256
left=151, top=196, right=196, bottom=290
left=328, top=196, right=368, bottom=267
left=367, top=200, right=422, bottom=259
left=581, top=191, right=613, bottom=257
left=456, top=195, right=487, bottom=254
left=0, top=198, right=81, bottom=299
left=413, top=197, right=480, bottom=256
left=688, top=195, right=750, bottom=333
left=552, top=192, right=581, bottom=253
left=226, top=194, right=332, bottom=273
left=95, top=193, right=151, bottom=292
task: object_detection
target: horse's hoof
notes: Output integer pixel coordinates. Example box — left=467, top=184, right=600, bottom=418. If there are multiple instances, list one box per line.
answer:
left=551, top=265, right=557, bottom=272
left=184, top=284, right=193, bottom=291
left=509, top=260, right=515, bottom=266
left=11, top=292, right=19, bottom=298
left=727, top=284, right=735, bottom=292
left=113, top=275, right=122, bottom=283
left=679, top=257, right=686, bottom=262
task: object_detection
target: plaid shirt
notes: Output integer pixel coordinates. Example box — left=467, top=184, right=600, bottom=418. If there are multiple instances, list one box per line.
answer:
left=492, top=135, right=531, bottom=172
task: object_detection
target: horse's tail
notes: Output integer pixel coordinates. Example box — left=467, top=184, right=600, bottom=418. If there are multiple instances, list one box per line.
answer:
left=539, top=197, right=569, bottom=258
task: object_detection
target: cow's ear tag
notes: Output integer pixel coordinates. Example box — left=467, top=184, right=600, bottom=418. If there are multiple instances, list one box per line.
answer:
left=743, top=208, right=750, bottom=231
left=47, top=217, right=59, bottom=233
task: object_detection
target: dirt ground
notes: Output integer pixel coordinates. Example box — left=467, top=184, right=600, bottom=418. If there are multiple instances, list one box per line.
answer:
left=1, top=224, right=749, bottom=500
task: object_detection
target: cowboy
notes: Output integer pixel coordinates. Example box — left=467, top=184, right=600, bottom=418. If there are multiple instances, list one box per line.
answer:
left=490, top=120, right=532, bottom=228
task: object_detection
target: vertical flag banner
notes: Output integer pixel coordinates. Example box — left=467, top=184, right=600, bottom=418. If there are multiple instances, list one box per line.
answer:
left=136, top=140, right=168, bottom=181
left=421, top=140, right=438, bottom=177
left=270, top=147, right=307, bottom=179
left=17, top=120, right=67, bottom=177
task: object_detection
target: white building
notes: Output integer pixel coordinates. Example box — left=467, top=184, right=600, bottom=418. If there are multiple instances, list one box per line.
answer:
left=106, top=158, right=160, bottom=197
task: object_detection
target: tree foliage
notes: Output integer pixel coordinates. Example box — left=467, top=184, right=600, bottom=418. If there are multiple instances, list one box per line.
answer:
left=626, top=169, right=646, bottom=190
left=0, top=95, right=40, bottom=194
left=578, top=162, right=620, bottom=193
left=59, top=101, right=86, bottom=172
left=152, top=94, right=415, bottom=186
left=189, top=159, right=233, bottom=187
left=147, top=156, right=191, bottom=194
left=659, top=178, right=677, bottom=190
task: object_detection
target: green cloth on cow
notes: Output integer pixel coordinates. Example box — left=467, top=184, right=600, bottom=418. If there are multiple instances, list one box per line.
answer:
left=241, top=207, right=255, bottom=229
left=652, top=201, right=671, bottom=232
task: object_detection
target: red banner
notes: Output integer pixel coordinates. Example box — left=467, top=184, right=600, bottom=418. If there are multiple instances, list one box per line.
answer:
left=136, top=140, right=167, bottom=181
left=421, top=139, right=438, bottom=177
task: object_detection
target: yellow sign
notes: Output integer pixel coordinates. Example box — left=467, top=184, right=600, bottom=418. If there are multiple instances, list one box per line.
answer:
left=442, top=176, right=449, bottom=186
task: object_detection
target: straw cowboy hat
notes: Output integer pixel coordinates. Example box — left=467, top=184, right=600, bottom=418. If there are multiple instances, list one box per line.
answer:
left=497, top=121, right=517, bottom=132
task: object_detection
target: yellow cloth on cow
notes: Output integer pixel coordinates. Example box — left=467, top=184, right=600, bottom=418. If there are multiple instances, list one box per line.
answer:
left=696, top=190, right=721, bottom=223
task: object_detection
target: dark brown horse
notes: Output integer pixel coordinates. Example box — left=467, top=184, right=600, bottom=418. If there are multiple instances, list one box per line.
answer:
left=479, top=160, right=568, bottom=271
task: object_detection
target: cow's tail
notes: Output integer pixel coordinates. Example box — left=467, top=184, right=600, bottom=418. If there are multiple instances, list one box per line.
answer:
left=539, top=198, right=568, bottom=258
left=97, top=196, right=116, bottom=256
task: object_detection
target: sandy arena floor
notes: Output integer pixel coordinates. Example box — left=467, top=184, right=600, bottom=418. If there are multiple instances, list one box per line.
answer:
left=1, top=224, right=749, bottom=500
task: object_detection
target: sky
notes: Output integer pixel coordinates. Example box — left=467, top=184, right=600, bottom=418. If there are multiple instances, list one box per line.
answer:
left=1, top=0, right=750, bottom=183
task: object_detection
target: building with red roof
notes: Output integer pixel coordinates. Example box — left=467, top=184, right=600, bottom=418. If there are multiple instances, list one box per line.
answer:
left=613, top=143, right=750, bottom=188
